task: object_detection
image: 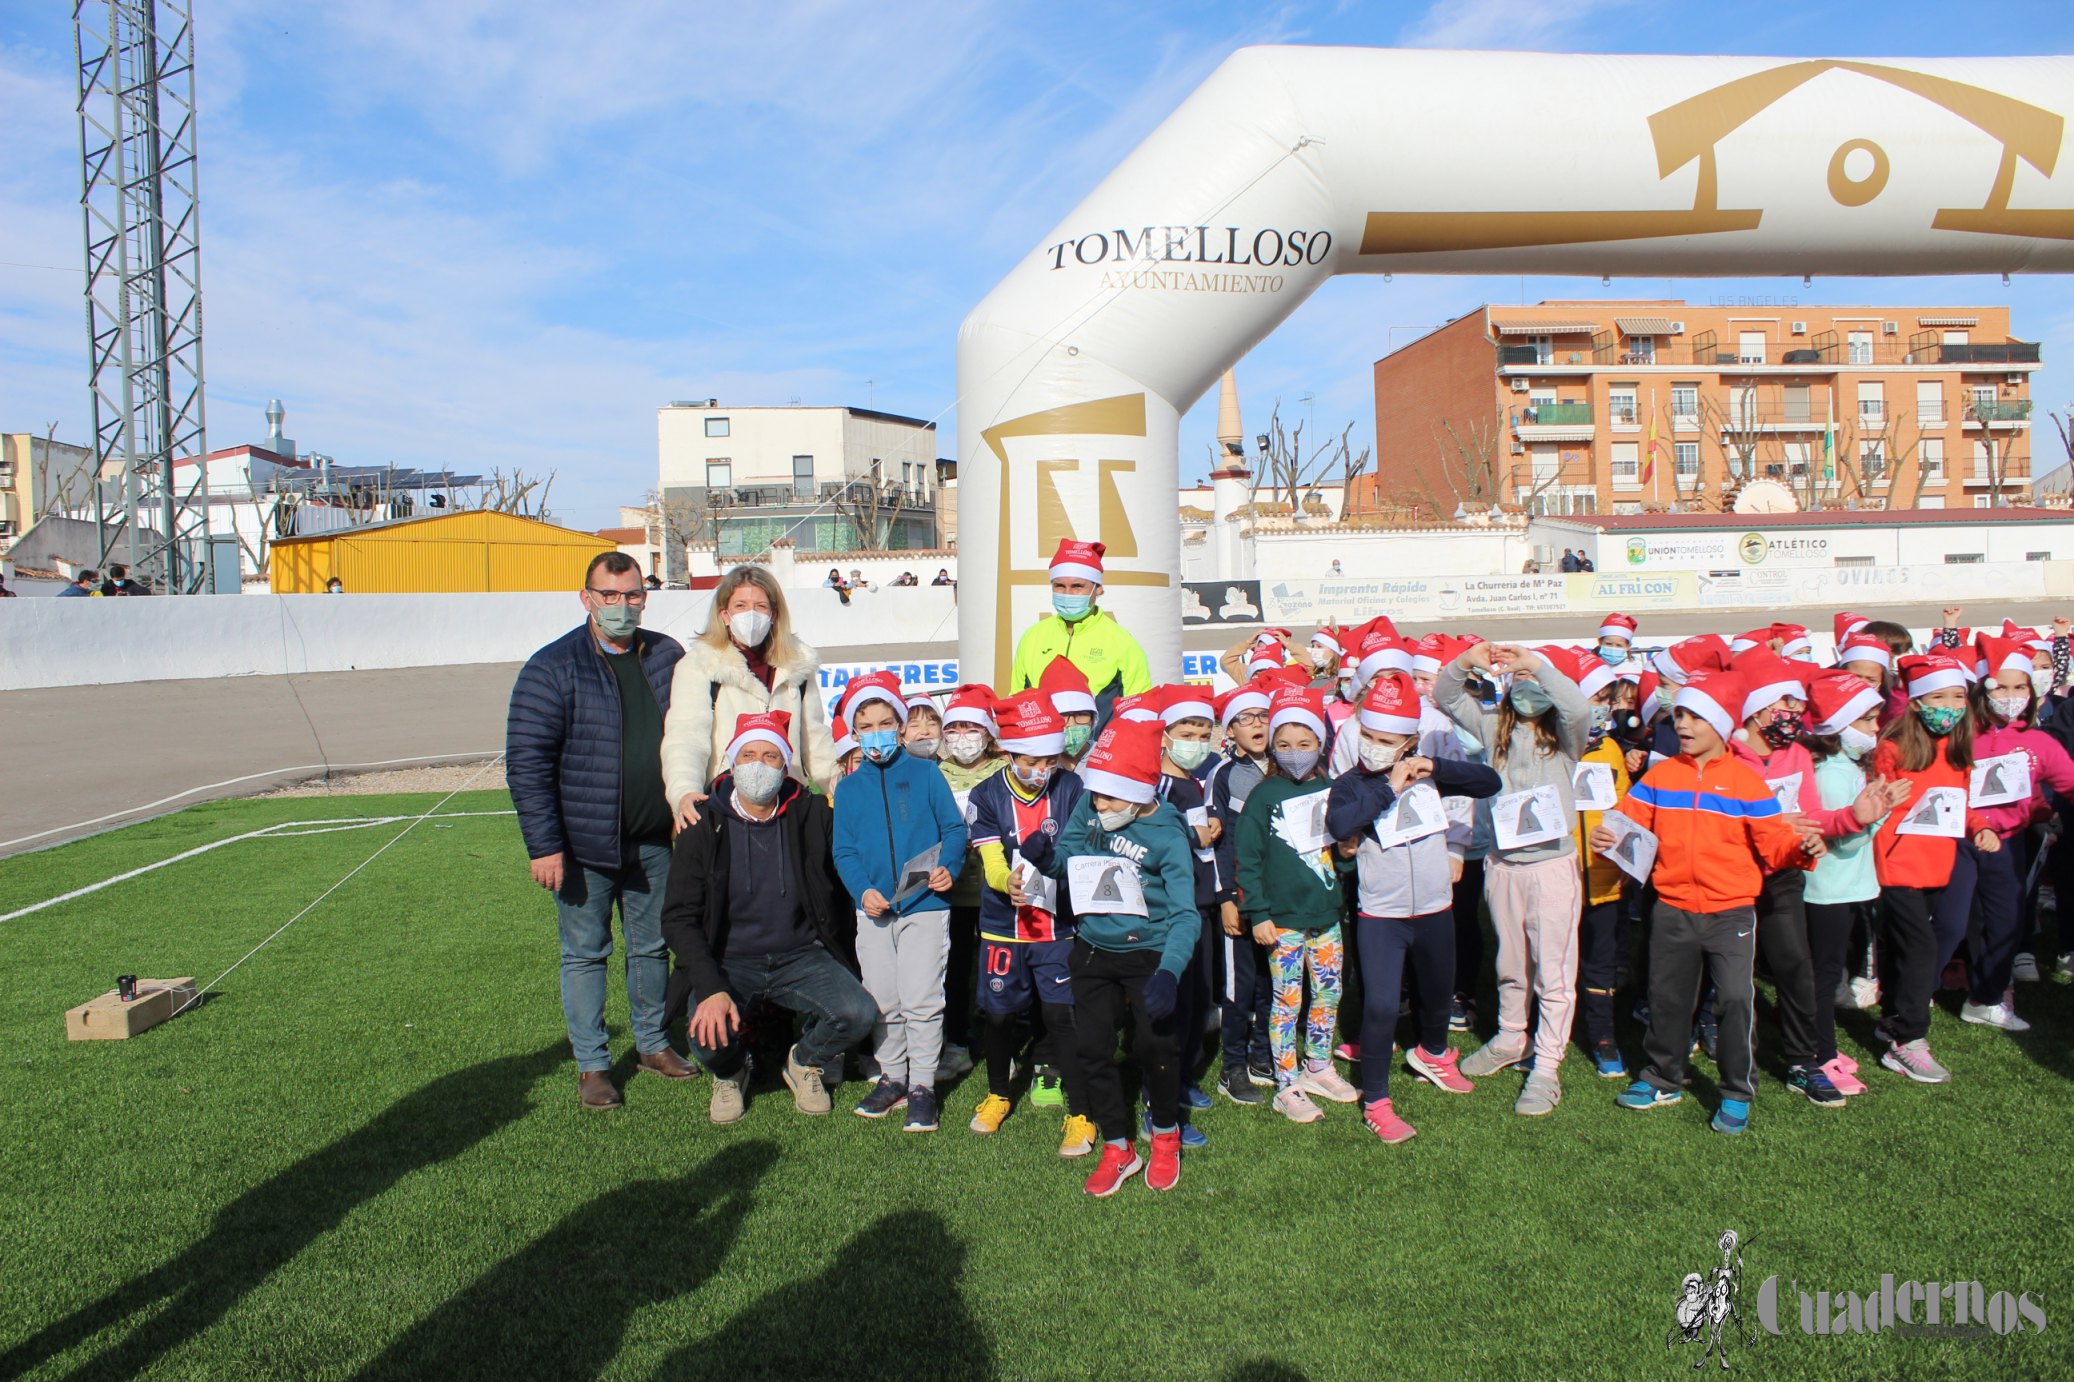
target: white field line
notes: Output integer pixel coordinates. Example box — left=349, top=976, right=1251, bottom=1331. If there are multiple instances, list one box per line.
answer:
left=0, top=811, right=516, bottom=924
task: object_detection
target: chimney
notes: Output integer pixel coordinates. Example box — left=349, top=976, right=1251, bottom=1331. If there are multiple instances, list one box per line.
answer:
left=262, top=399, right=297, bottom=459
left=1208, top=368, right=1252, bottom=580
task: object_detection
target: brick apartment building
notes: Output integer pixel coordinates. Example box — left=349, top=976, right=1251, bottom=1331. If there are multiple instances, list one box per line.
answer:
left=1373, top=301, right=2039, bottom=518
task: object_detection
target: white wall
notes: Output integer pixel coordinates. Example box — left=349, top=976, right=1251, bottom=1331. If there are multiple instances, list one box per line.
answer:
left=1539, top=516, right=2074, bottom=573
left=1183, top=524, right=1526, bottom=581
left=657, top=404, right=937, bottom=491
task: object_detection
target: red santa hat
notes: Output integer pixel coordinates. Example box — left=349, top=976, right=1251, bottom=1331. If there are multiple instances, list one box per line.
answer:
left=1411, top=633, right=1450, bottom=676
left=1157, top=682, right=1216, bottom=726
left=1037, top=656, right=1096, bottom=718
left=1674, top=669, right=1745, bottom=741
left=942, top=683, right=998, bottom=736
left=1113, top=691, right=1162, bottom=723
left=836, top=669, right=907, bottom=728
left=1535, top=643, right=1615, bottom=700
left=992, top=690, right=1066, bottom=756
left=1836, top=632, right=1893, bottom=672
left=832, top=727, right=859, bottom=760
left=1807, top=669, right=1883, bottom=736
left=1733, top=649, right=1808, bottom=723
left=1977, top=634, right=2035, bottom=680
left=2001, top=618, right=2051, bottom=652
left=1729, top=627, right=1775, bottom=654
left=1634, top=668, right=1663, bottom=709
left=1267, top=684, right=1330, bottom=745
left=1898, top=652, right=1971, bottom=700
left=1354, top=627, right=1413, bottom=685
left=1834, top=610, right=1873, bottom=644
left=1048, top=539, right=1105, bottom=585
left=724, top=711, right=794, bottom=767
left=1597, top=612, right=1638, bottom=643
left=1252, top=627, right=1293, bottom=648
left=1309, top=623, right=1345, bottom=659
left=1079, top=716, right=1164, bottom=804
left=1215, top=679, right=1273, bottom=726
left=1244, top=640, right=1289, bottom=677
left=1652, top=634, right=1732, bottom=686
left=1773, top=623, right=1814, bottom=659
left=1357, top=671, right=1422, bottom=735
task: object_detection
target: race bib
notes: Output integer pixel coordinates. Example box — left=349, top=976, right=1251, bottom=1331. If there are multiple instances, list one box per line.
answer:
left=1768, top=772, right=1803, bottom=814
left=1895, top=785, right=1967, bottom=839
left=1492, top=785, right=1566, bottom=851
left=1571, top=761, right=1618, bottom=812
left=1442, top=794, right=1477, bottom=828
left=1012, top=859, right=1059, bottom=916
left=1970, top=753, right=2032, bottom=808
left=1373, top=783, right=1448, bottom=850
left=1067, top=853, right=1147, bottom=917
left=1598, top=812, right=1659, bottom=883
left=1278, top=791, right=1335, bottom=854
left=954, top=789, right=975, bottom=824
left=891, top=842, right=943, bottom=905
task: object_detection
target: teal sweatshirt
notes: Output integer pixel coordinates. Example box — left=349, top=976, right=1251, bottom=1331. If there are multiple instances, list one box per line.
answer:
left=1805, top=751, right=1882, bottom=904
left=1041, top=795, right=1201, bottom=976
left=1233, top=774, right=1349, bottom=932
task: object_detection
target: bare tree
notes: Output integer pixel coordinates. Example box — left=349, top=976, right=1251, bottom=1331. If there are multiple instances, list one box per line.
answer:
left=1408, top=415, right=1567, bottom=518
left=2049, top=407, right=2074, bottom=505
left=836, top=461, right=904, bottom=550
left=1337, top=428, right=1374, bottom=521
left=1250, top=402, right=1344, bottom=515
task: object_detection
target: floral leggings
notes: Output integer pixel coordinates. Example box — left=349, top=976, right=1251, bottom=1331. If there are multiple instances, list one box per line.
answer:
left=1268, top=924, right=1344, bottom=1087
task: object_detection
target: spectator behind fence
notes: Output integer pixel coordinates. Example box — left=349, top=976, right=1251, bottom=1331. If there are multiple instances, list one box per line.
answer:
left=506, top=550, right=693, bottom=1109
left=932, top=568, right=954, bottom=587
left=0, top=572, right=15, bottom=598
left=325, top=577, right=345, bottom=594
left=58, top=570, right=99, bottom=597
left=102, top=564, right=152, bottom=596
left=824, top=567, right=851, bottom=606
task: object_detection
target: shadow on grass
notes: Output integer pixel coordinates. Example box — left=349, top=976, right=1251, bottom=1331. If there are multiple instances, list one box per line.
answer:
left=651, top=1211, right=993, bottom=1381
left=356, top=1141, right=779, bottom=1380
left=0, top=1043, right=564, bottom=1382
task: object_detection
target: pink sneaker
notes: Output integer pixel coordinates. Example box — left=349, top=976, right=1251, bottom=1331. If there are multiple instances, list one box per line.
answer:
left=1405, top=1045, right=1475, bottom=1094
left=1820, top=1055, right=1866, bottom=1097
left=1334, top=1042, right=1360, bottom=1062
left=1363, top=1097, right=1416, bottom=1144
left=1835, top=1053, right=1859, bottom=1076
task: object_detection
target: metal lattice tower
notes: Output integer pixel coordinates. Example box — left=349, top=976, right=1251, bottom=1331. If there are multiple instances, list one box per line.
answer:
left=74, top=0, right=211, bottom=592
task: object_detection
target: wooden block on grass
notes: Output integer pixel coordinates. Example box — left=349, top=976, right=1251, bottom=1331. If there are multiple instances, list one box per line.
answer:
left=64, top=978, right=196, bottom=1041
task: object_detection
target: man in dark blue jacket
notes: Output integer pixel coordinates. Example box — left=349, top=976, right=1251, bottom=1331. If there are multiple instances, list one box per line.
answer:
left=507, top=552, right=688, bottom=1109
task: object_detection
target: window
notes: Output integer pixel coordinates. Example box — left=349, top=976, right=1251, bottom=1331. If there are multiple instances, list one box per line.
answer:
left=1782, top=440, right=1813, bottom=478
left=1607, top=386, right=1639, bottom=426
left=1847, top=331, right=1874, bottom=365
left=1918, top=495, right=1946, bottom=509
left=1974, top=496, right=1994, bottom=509
left=1625, top=335, right=1655, bottom=363
left=1527, top=334, right=1552, bottom=365
left=1834, top=555, right=1875, bottom=567
left=1921, top=438, right=1945, bottom=482
left=1783, top=383, right=1811, bottom=424
left=1671, top=384, right=1699, bottom=428
left=901, top=461, right=912, bottom=489
left=1972, top=439, right=1993, bottom=479
left=704, top=417, right=730, bottom=438
left=1674, top=442, right=1699, bottom=481
left=1917, top=380, right=1944, bottom=426
left=1728, top=383, right=1756, bottom=426
left=1737, top=330, right=1766, bottom=363
left=2028, top=551, right=2052, bottom=561
left=1943, top=330, right=1971, bottom=345
left=792, top=454, right=815, bottom=497
left=1945, top=552, right=1985, bottom=562
left=1611, top=442, right=1640, bottom=486
left=705, top=459, right=732, bottom=488
left=1857, top=380, right=1884, bottom=423
left=1861, top=440, right=1886, bottom=484
left=1970, top=385, right=1997, bottom=419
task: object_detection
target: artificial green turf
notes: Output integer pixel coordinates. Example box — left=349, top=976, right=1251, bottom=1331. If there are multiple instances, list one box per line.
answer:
left=1, top=791, right=2070, bottom=1380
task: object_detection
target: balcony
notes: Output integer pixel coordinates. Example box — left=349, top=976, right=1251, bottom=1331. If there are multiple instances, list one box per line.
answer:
left=1939, top=342, right=2041, bottom=365
left=1965, top=467, right=2030, bottom=489
left=1719, top=404, right=1833, bottom=431
left=1497, top=344, right=1547, bottom=366
left=1966, top=399, right=2033, bottom=426
left=1516, top=402, right=1592, bottom=425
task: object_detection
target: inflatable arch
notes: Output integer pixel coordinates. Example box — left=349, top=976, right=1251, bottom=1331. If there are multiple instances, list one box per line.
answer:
left=957, top=48, right=2074, bottom=686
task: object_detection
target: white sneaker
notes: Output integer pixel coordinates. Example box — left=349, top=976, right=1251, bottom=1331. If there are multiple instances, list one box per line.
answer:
left=2012, top=953, right=2041, bottom=983
left=1297, top=1063, right=1360, bottom=1103
left=1849, top=977, right=1881, bottom=1011
left=1960, top=1001, right=2032, bottom=1033
left=1273, top=1087, right=1326, bottom=1123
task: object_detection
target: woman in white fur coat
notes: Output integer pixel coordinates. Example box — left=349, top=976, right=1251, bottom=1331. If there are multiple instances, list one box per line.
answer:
left=661, top=565, right=840, bottom=825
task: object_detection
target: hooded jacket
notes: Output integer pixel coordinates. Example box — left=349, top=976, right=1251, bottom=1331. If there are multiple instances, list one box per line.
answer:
left=831, top=748, right=969, bottom=916
left=660, top=632, right=839, bottom=806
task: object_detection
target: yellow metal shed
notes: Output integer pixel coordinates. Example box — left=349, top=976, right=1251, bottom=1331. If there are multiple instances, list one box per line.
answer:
left=269, top=511, right=613, bottom=594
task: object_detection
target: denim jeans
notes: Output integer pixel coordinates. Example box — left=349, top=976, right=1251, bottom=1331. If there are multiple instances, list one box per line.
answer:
left=688, top=945, right=878, bottom=1080
left=555, top=842, right=672, bottom=1071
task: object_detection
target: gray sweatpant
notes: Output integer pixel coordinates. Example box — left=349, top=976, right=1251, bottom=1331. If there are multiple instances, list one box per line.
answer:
left=855, top=907, right=950, bottom=1088
left=1641, top=901, right=1758, bottom=1103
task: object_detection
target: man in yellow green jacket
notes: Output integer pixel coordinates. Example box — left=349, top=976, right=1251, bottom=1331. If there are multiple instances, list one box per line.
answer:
left=1007, top=540, right=1152, bottom=725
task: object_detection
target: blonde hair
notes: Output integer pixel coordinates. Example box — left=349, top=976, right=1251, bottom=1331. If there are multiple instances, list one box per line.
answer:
left=701, top=565, right=795, bottom=653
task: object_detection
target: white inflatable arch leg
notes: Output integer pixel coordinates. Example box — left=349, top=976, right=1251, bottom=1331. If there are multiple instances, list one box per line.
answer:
left=958, top=47, right=2074, bottom=685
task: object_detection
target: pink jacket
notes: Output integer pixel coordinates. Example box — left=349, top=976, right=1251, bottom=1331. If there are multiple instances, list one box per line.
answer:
left=1730, top=738, right=1864, bottom=850
left=1970, top=723, right=2074, bottom=837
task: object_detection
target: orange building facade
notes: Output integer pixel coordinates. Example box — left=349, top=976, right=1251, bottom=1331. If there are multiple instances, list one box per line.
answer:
left=1373, top=301, right=2038, bottom=518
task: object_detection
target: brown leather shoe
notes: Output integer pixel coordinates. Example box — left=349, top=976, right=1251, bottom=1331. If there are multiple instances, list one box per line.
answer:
left=578, top=1071, right=624, bottom=1109
left=638, top=1048, right=696, bottom=1081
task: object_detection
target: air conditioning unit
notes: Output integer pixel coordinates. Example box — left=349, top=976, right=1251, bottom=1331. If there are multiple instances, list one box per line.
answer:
left=1669, top=321, right=1685, bottom=334
left=1510, top=438, right=1525, bottom=455
left=1882, top=320, right=1899, bottom=334
left=1509, top=377, right=1530, bottom=392
left=1790, top=320, right=1808, bottom=334
left=2006, top=373, right=2024, bottom=386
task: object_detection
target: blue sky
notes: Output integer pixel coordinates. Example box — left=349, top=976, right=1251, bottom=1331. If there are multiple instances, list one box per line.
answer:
left=4, top=0, right=2073, bottom=528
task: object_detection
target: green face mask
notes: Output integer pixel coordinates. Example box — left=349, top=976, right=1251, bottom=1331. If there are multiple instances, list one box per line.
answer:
left=1063, top=724, right=1092, bottom=757
left=594, top=604, right=640, bottom=640
left=1914, top=703, right=1964, bottom=737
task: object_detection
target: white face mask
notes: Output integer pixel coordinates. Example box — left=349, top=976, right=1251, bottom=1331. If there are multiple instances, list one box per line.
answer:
left=1989, top=691, right=2031, bottom=723
left=1096, top=805, right=1139, bottom=832
left=2032, top=668, right=2054, bottom=697
left=1165, top=736, right=1211, bottom=771
left=1358, top=740, right=1402, bottom=773
left=733, top=759, right=785, bottom=804
left=728, top=608, right=772, bottom=647
left=1838, top=726, right=1879, bottom=760
left=944, top=731, right=988, bottom=766
left=905, top=736, right=941, bottom=760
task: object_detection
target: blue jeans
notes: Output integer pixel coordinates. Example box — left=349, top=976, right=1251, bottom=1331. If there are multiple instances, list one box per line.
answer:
left=688, top=945, right=878, bottom=1080
left=555, top=842, right=672, bottom=1071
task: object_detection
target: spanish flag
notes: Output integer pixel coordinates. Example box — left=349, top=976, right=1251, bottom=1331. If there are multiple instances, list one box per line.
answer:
left=1642, top=415, right=1659, bottom=484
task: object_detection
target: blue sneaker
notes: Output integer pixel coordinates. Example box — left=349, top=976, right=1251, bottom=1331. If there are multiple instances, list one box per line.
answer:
left=853, top=1078, right=909, bottom=1119
left=1615, top=1079, right=1682, bottom=1111
left=902, top=1087, right=939, bottom=1132
left=1711, top=1098, right=1749, bottom=1135
left=1181, top=1084, right=1213, bottom=1111
left=1592, top=1040, right=1628, bottom=1080
left=1141, top=1109, right=1208, bottom=1148
left=1785, top=1064, right=1845, bottom=1108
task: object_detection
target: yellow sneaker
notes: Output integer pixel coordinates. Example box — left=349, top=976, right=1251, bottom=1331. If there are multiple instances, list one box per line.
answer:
left=969, top=1093, right=1013, bottom=1134
left=1059, top=1114, right=1097, bottom=1158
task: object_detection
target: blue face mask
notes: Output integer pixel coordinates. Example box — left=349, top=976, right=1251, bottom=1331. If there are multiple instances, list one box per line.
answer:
left=1596, top=644, right=1627, bottom=666
left=1052, top=593, right=1093, bottom=622
left=859, top=729, right=903, bottom=763
left=1509, top=681, right=1554, bottom=717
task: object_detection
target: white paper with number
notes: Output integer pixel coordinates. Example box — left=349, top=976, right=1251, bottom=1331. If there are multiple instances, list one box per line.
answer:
left=1013, top=860, right=1059, bottom=916
left=1970, top=753, right=2032, bottom=808
left=1067, top=853, right=1148, bottom=917
left=954, top=788, right=975, bottom=824
left=1768, top=771, right=1804, bottom=813
left=1571, top=761, right=1618, bottom=812
left=1895, top=785, right=1967, bottom=838
left=1373, top=782, right=1448, bottom=850
left=1279, top=791, right=1335, bottom=854
left=1598, top=811, right=1659, bottom=882
left=891, top=842, right=942, bottom=905
left=1492, top=784, right=1566, bottom=851
left=1442, top=794, right=1476, bottom=828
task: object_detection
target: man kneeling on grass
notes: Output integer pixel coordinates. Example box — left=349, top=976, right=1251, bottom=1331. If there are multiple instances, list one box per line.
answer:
left=662, top=712, right=877, bottom=1125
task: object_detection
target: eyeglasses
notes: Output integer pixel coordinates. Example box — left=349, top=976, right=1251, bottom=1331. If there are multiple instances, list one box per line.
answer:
left=1232, top=710, right=1270, bottom=726
left=586, top=587, right=648, bottom=607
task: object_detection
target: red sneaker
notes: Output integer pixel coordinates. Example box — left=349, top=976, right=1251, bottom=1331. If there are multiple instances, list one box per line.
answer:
left=1146, top=1129, right=1182, bottom=1192
left=1363, top=1098, right=1417, bottom=1145
left=1083, top=1141, right=1144, bottom=1198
